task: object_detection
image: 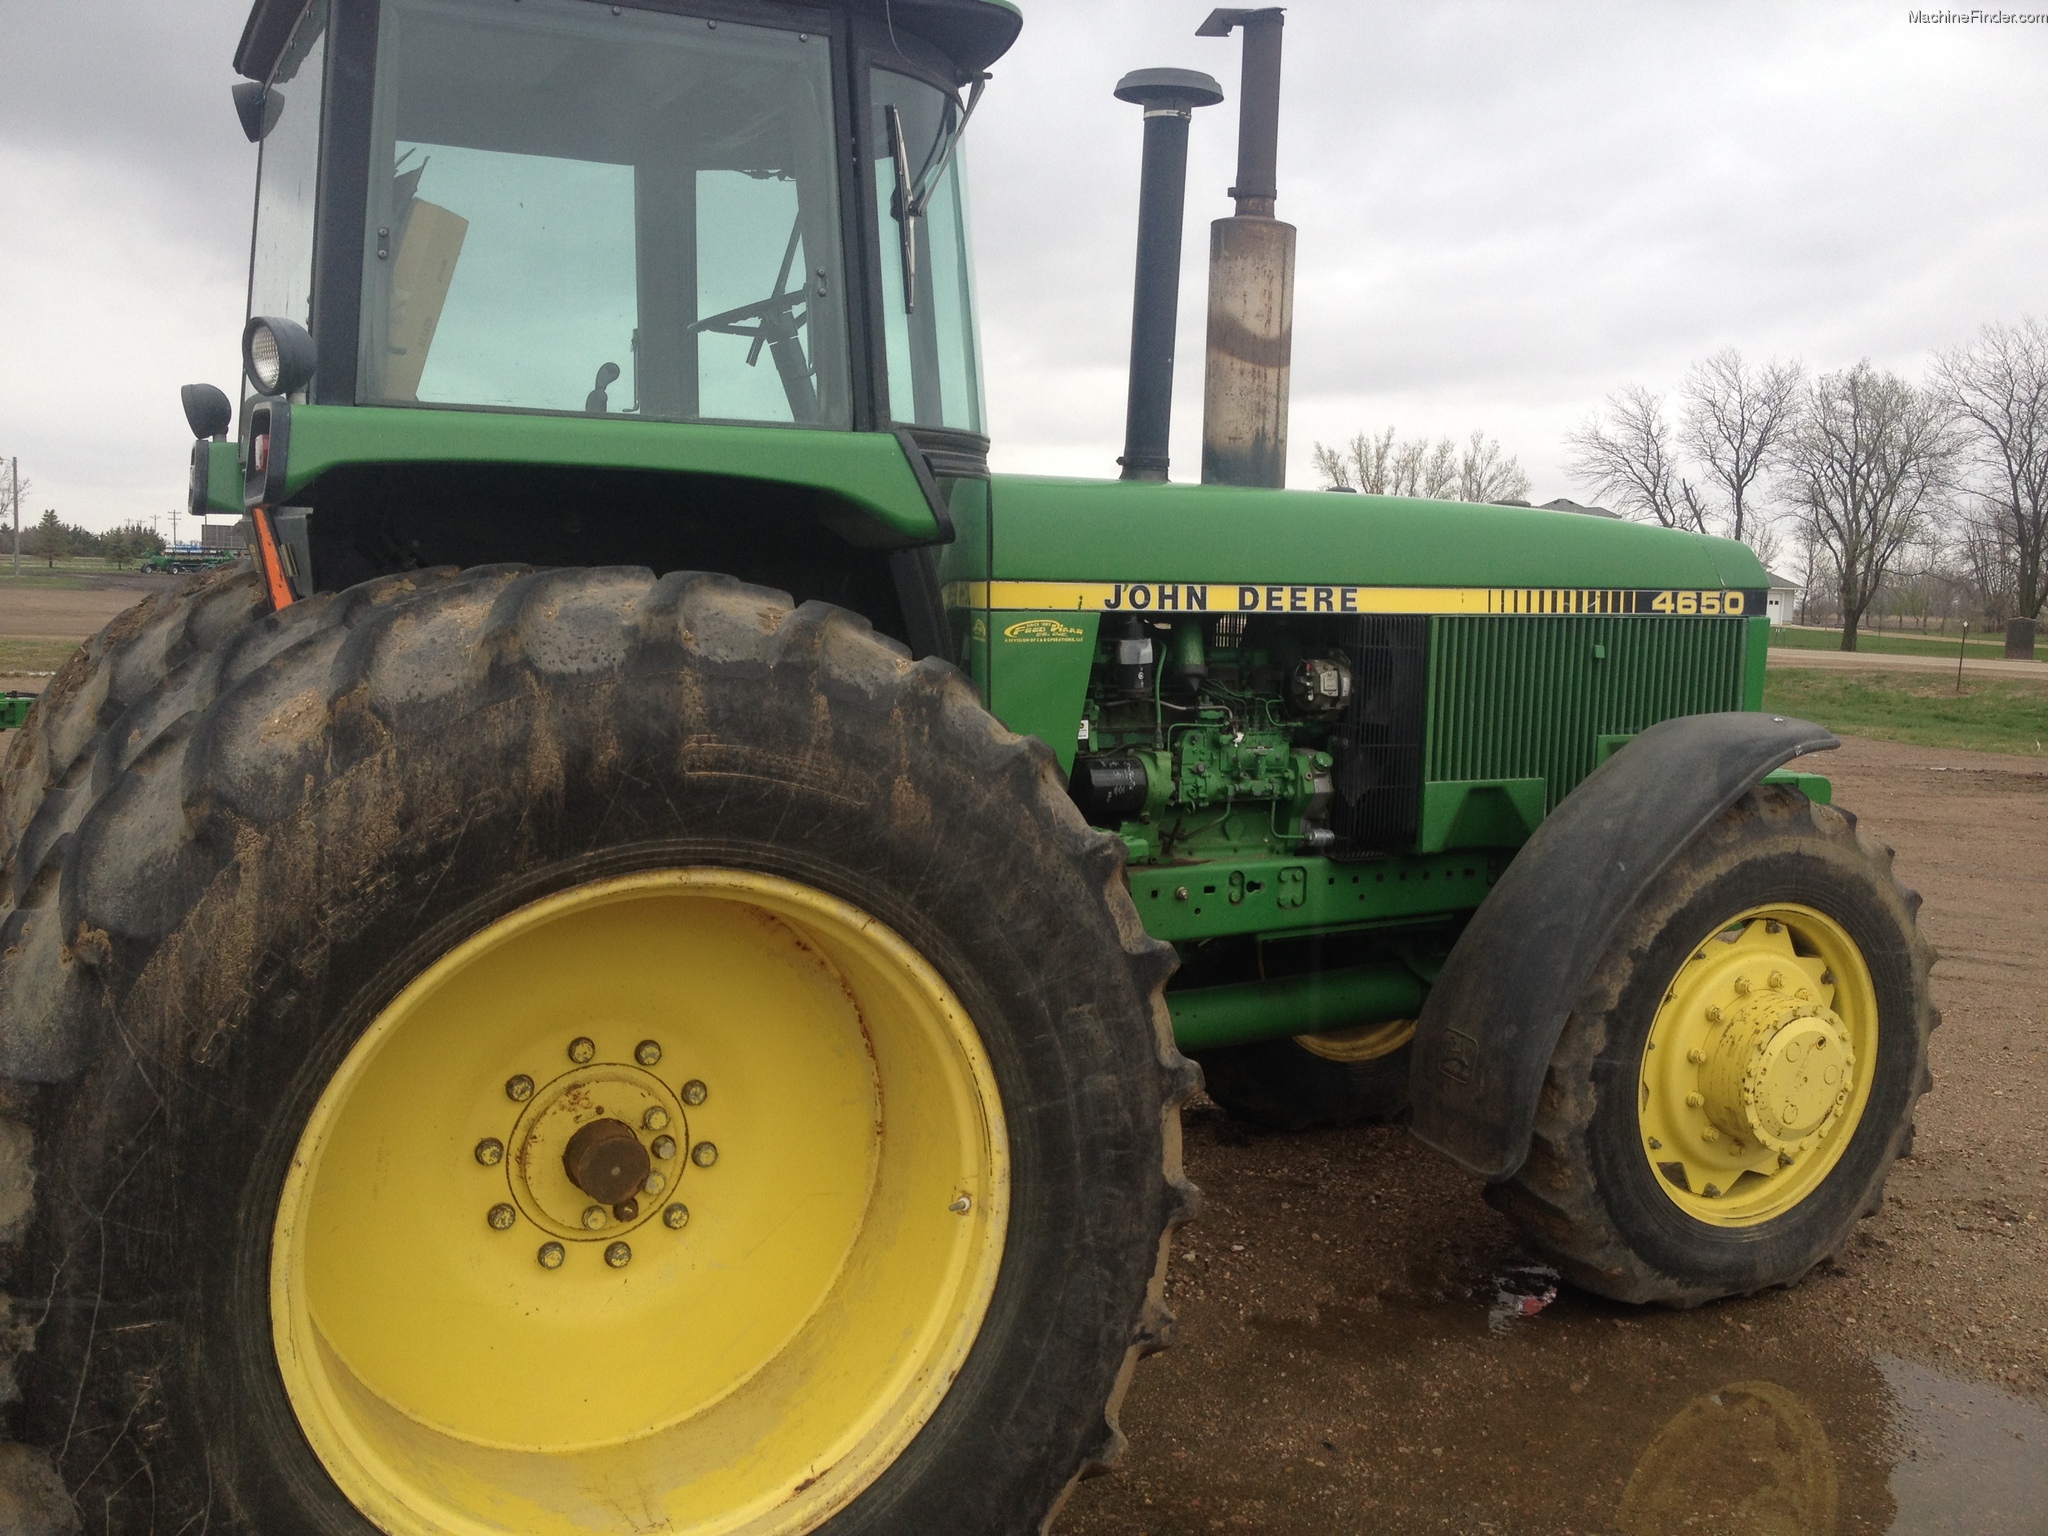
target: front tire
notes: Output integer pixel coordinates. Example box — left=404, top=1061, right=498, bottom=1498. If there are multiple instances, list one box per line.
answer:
left=1490, top=785, right=1934, bottom=1306
left=1, top=565, right=1196, bottom=1533
left=1196, top=1020, right=1415, bottom=1132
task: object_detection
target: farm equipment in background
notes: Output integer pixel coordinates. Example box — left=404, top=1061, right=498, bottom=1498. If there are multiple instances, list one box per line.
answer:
left=0, top=2, right=1932, bottom=1532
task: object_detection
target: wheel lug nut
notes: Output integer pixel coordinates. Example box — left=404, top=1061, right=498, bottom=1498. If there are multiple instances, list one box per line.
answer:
left=505, top=1074, right=535, bottom=1102
left=1705, top=1006, right=1722, bottom=1024
left=651, top=1135, right=677, bottom=1160
left=1686, top=1048, right=1707, bottom=1065
left=681, top=1079, right=708, bottom=1106
left=569, top=1037, right=596, bottom=1065
left=487, top=1203, right=517, bottom=1230
left=643, top=1107, right=670, bottom=1132
left=613, top=1199, right=639, bottom=1222
left=1768, top=970, right=1785, bottom=990
left=1734, top=977, right=1752, bottom=995
left=1685, top=1092, right=1705, bottom=1108
left=636, top=1039, right=663, bottom=1067
left=663, top=1203, right=690, bottom=1229
left=605, top=1242, right=632, bottom=1268
left=692, top=1142, right=719, bottom=1168
left=583, top=1205, right=609, bottom=1230
left=475, top=1137, right=505, bottom=1166
left=643, top=1171, right=667, bottom=1195
left=538, top=1242, right=565, bottom=1269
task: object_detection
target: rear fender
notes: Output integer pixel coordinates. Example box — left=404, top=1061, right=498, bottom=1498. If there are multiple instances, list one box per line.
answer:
left=1407, top=711, right=1839, bottom=1181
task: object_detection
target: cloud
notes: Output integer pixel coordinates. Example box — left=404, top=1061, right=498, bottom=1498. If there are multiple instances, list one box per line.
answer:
left=1, top=0, right=2043, bottom=528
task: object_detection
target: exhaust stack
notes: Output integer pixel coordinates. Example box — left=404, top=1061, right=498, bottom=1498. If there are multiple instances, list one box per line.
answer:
left=1197, top=7, right=1294, bottom=489
left=1114, top=68, right=1224, bottom=482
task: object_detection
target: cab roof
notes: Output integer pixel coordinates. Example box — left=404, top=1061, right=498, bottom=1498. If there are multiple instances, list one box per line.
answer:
left=236, top=0, right=1022, bottom=81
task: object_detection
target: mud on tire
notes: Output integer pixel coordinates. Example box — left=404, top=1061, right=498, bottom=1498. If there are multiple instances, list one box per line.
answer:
left=0, top=565, right=1197, bottom=1533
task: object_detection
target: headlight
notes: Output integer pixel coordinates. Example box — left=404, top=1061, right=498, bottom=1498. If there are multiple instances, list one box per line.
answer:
left=242, top=316, right=317, bottom=397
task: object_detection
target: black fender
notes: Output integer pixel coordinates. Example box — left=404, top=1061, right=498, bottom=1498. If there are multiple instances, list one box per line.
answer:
left=1408, top=711, right=1839, bottom=1181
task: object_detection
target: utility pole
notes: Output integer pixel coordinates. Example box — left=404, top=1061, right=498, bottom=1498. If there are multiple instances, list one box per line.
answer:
left=9, top=458, right=18, bottom=578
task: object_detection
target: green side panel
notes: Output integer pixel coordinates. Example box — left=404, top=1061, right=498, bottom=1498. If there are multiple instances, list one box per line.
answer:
left=1128, top=852, right=1500, bottom=942
left=1761, top=769, right=1833, bottom=804
left=275, top=407, right=944, bottom=545
left=206, top=441, right=242, bottom=513
left=986, top=475, right=1769, bottom=592
left=938, top=478, right=992, bottom=697
left=1425, top=614, right=1750, bottom=815
left=985, top=611, right=1098, bottom=774
left=1418, top=778, right=1547, bottom=852
left=1742, top=615, right=1771, bottom=709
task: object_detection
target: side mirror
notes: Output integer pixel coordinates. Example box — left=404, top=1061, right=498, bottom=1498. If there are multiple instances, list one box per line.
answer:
left=181, top=383, right=234, bottom=441
left=233, top=81, right=285, bottom=143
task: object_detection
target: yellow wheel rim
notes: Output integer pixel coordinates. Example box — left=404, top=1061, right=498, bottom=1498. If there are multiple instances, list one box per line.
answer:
left=1638, top=903, right=1876, bottom=1228
left=1294, top=1018, right=1416, bottom=1063
left=272, top=870, right=1009, bottom=1536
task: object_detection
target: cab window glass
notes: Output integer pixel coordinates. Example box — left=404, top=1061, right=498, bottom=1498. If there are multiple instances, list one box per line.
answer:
left=248, top=1, right=329, bottom=335
left=361, top=0, right=848, bottom=426
left=870, top=69, right=983, bottom=434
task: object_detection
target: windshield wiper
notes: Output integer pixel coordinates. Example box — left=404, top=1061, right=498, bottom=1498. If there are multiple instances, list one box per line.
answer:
left=886, top=75, right=986, bottom=314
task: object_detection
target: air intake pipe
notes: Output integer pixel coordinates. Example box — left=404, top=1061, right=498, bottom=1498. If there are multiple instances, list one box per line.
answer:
left=1114, top=68, right=1223, bottom=482
left=1197, top=7, right=1294, bottom=489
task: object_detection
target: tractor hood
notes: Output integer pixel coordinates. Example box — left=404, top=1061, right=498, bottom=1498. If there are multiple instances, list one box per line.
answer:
left=983, top=477, right=1767, bottom=594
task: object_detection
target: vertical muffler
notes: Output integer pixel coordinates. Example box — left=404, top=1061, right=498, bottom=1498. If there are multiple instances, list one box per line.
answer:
left=1114, top=68, right=1224, bottom=482
left=1197, top=7, right=1294, bottom=489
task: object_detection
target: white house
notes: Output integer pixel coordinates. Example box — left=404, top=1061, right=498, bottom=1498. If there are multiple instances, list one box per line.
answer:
left=1764, top=571, right=1802, bottom=626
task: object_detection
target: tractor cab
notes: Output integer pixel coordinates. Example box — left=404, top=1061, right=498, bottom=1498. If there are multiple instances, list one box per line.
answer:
left=218, top=0, right=1016, bottom=610
left=241, top=0, right=1009, bottom=432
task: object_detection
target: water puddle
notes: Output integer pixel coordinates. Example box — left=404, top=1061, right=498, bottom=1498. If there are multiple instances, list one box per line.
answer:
left=1113, top=1256, right=2048, bottom=1535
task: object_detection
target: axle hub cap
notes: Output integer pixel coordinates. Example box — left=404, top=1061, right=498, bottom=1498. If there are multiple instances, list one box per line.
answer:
left=1637, top=904, right=1877, bottom=1227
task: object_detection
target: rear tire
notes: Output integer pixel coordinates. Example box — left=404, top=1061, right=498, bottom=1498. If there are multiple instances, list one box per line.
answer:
left=0, top=565, right=1196, bottom=1533
left=1196, top=1021, right=1414, bottom=1132
left=1490, top=786, right=1934, bottom=1306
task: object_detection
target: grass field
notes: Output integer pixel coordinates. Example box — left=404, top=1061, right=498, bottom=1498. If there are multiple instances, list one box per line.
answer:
left=1768, top=624, right=2030, bottom=661
left=0, top=639, right=82, bottom=674
left=1764, top=668, right=2048, bottom=756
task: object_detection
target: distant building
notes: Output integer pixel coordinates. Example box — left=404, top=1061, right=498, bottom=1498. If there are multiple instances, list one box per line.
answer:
left=1541, top=498, right=1622, bottom=519
left=1765, top=571, right=1801, bottom=626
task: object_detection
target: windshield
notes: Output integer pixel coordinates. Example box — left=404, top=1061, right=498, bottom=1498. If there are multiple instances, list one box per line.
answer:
left=871, top=70, right=983, bottom=434
left=359, top=0, right=848, bottom=427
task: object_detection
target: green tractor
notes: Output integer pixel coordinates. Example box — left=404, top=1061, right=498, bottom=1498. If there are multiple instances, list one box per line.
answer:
left=0, top=1, right=1931, bottom=1531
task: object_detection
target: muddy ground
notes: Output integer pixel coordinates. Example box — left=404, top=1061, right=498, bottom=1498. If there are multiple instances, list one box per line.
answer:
left=1063, top=735, right=2048, bottom=1536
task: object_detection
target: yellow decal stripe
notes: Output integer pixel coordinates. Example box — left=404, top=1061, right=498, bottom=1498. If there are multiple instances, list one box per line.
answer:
left=942, top=581, right=1669, bottom=616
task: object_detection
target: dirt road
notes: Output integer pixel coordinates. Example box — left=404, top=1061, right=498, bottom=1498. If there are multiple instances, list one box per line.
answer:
left=1063, top=735, right=2048, bottom=1536
left=1769, top=648, right=2046, bottom=682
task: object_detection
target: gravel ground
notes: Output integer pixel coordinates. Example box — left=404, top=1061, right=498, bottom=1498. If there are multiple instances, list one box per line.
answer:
left=1061, top=735, right=2048, bottom=1535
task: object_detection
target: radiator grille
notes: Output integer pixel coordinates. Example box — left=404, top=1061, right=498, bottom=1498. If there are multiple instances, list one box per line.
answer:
left=1329, top=616, right=1430, bottom=854
left=1425, top=615, right=1750, bottom=813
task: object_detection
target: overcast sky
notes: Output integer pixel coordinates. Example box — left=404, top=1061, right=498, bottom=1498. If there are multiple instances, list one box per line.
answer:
left=1, top=0, right=2043, bottom=534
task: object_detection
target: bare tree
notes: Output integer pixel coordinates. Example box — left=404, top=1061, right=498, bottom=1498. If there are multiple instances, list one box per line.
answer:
left=1932, top=317, right=2048, bottom=624
left=1783, top=361, right=1964, bottom=651
left=1314, top=427, right=1527, bottom=502
left=1680, top=348, right=1803, bottom=544
left=1564, top=386, right=1712, bottom=532
left=1457, top=429, right=1532, bottom=503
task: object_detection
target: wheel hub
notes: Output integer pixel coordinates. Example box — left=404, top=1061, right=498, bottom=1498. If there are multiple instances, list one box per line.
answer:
left=1699, top=993, right=1855, bottom=1155
left=503, top=1058, right=690, bottom=1242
